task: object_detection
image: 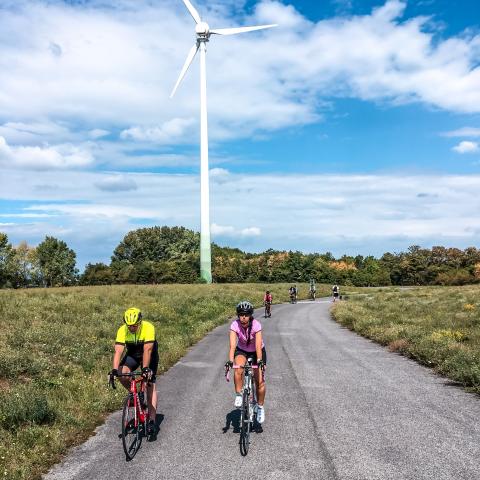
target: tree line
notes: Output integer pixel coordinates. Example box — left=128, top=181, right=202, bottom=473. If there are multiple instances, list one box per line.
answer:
left=0, top=233, right=77, bottom=288
left=1, top=227, right=480, bottom=288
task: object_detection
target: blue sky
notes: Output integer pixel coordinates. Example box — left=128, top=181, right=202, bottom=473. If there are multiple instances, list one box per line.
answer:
left=1, top=0, right=480, bottom=269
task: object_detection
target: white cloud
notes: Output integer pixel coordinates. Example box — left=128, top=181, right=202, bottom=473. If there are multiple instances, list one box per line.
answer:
left=211, top=223, right=236, bottom=236
left=0, top=213, right=53, bottom=218
left=2, top=169, right=480, bottom=265
left=89, top=129, right=110, bottom=139
left=120, top=118, right=196, bottom=143
left=0, top=0, right=478, bottom=152
left=94, top=175, right=138, bottom=192
left=443, top=127, right=480, bottom=138
left=452, top=141, right=479, bottom=154
left=24, top=203, right=161, bottom=221
left=0, top=136, right=94, bottom=169
left=210, top=168, right=230, bottom=177
left=210, top=167, right=230, bottom=184
left=211, top=223, right=261, bottom=238
left=0, top=121, right=72, bottom=144
left=241, top=227, right=261, bottom=236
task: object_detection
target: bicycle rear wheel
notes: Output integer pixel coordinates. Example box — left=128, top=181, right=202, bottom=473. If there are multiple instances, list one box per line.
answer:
left=239, top=390, right=251, bottom=456
left=121, top=394, right=142, bottom=460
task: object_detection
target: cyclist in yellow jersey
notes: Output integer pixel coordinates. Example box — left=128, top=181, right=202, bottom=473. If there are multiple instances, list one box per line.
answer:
left=109, top=307, right=159, bottom=437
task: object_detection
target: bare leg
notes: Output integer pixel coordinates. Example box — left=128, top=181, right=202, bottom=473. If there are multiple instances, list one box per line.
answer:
left=234, top=354, right=246, bottom=394
left=147, top=382, right=157, bottom=422
left=119, top=365, right=131, bottom=390
left=254, top=369, right=266, bottom=406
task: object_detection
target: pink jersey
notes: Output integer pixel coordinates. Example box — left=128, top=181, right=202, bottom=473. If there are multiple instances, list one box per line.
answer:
left=230, top=318, right=264, bottom=352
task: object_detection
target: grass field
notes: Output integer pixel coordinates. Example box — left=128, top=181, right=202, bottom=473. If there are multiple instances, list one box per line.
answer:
left=0, top=282, right=329, bottom=480
left=332, top=285, right=480, bottom=394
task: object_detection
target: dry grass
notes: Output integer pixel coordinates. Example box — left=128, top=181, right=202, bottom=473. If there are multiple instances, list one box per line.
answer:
left=332, top=285, right=480, bottom=394
left=0, top=282, right=330, bottom=480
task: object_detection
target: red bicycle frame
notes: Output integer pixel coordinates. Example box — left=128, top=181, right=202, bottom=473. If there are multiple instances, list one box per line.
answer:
left=111, top=372, right=149, bottom=426
left=131, top=376, right=148, bottom=425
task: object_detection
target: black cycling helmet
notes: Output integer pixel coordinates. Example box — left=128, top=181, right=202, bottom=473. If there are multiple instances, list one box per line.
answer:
left=266, top=290, right=270, bottom=294
left=236, top=300, right=254, bottom=316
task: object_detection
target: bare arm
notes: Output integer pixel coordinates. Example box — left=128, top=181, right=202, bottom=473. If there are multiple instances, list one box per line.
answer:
left=255, top=330, right=263, bottom=362
left=113, top=344, right=125, bottom=370
left=229, top=330, right=237, bottom=363
left=143, top=343, right=153, bottom=369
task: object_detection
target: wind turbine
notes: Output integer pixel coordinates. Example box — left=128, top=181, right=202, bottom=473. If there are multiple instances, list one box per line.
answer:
left=170, top=0, right=277, bottom=284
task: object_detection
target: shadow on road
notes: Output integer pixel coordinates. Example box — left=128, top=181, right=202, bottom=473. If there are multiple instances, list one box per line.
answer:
left=155, top=413, right=165, bottom=429
left=147, top=413, right=165, bottom=442
left=222, top=409, right=241, bottom=433
left=222, top=410, right=264, bottom=434
left=117, top=412, right=165, bottom=443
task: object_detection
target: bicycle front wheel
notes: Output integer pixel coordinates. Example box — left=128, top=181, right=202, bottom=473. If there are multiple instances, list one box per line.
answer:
left=121, top=394, right=142, bottom=460
left=239, top=390, right=251, bottom=456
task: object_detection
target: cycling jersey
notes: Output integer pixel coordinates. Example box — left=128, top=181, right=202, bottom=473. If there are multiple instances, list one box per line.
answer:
left=115, top=320, right=156, bottom=360
left=264, top=294, right=272, bottom=303
left=230, top=318, right=264, bottom=352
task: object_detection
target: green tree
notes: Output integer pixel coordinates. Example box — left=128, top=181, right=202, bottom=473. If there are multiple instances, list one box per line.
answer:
left=9, top=241, right=36, bottom=288
left=112, top=226, right=200, bottom=263
left=81, top=263, right=113, bottom=285
left=34, top=236, right=78, bottom=287
left=0, top=233, right=14, bottom=288
left=311, top=257, right=335, bottom=283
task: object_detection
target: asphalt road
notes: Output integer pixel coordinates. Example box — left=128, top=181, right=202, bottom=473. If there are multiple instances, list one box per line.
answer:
left=44, top=299, right=480, bottom=480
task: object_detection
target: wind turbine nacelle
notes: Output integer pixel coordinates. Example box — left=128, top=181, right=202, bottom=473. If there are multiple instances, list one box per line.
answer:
left=196, top=22, right=210, bottom=37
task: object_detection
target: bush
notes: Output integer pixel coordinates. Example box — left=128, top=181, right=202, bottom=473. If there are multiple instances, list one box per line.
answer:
left=0, top=385, right=56, bottom=430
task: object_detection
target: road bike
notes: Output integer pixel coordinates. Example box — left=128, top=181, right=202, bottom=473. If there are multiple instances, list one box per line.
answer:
left=309, top=290, right=316, bottom=301
left=226, top=359, right=264, bottom=456
left=109, top=371, right=152, bottom=460
left=264, top=302, right=272, bottom=318
left=289, top=293, right=297, bottom=304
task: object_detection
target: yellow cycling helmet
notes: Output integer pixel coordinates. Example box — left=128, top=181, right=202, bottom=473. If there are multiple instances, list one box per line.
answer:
left=124, top=307, right=142, bottom=326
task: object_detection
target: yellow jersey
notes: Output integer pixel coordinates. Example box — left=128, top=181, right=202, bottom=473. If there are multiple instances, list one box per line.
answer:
left=115, top=320, right=156, bottom=360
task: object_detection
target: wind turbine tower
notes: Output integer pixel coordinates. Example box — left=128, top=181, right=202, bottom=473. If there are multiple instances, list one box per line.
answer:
left=170, top=0, right=277, bottom=283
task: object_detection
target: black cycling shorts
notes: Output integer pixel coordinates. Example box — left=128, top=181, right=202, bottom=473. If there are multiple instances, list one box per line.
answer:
left=120, top=341, right=159, bottom=383
left=234, top=346, right=267, bottom=365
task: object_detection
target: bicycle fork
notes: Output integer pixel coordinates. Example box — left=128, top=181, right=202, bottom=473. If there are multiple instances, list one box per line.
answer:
left=130, top=385, right=147, bottom=425
left=244, top=373, right=256, bottom=424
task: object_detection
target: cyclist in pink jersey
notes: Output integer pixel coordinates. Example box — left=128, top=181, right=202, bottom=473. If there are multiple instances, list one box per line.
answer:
left=225, top=301, right=266, bottom=424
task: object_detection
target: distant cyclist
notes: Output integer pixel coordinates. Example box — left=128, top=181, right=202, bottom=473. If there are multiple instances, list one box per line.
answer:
left=332, top=284, right=340, bottom=302
left=309, top=281, right=316, bottom=300
left=264, top=290, right=272, bottom=317
left=109, top=308, right=158, bottom=437
left=225, top=301, right=266, bottom=424
left=289, top=285, right=297, bottom=303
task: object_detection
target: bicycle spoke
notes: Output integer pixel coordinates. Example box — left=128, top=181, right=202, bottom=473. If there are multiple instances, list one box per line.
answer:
left=240, top=389, right=251, bottom=456
left=121, top=395, right=142, bottom=460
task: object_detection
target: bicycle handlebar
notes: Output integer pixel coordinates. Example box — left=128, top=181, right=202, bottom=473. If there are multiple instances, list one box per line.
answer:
left=108, top=371, right=146, bottom=389
left=225, top=364, right=265, bottom=383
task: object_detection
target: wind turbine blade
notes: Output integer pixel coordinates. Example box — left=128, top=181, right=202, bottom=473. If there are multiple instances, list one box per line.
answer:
left=210, top=24, right=278, bottom=35
left=182, top=0, right=201, bottom=24
left=170, top=44, right=198, bottom=98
